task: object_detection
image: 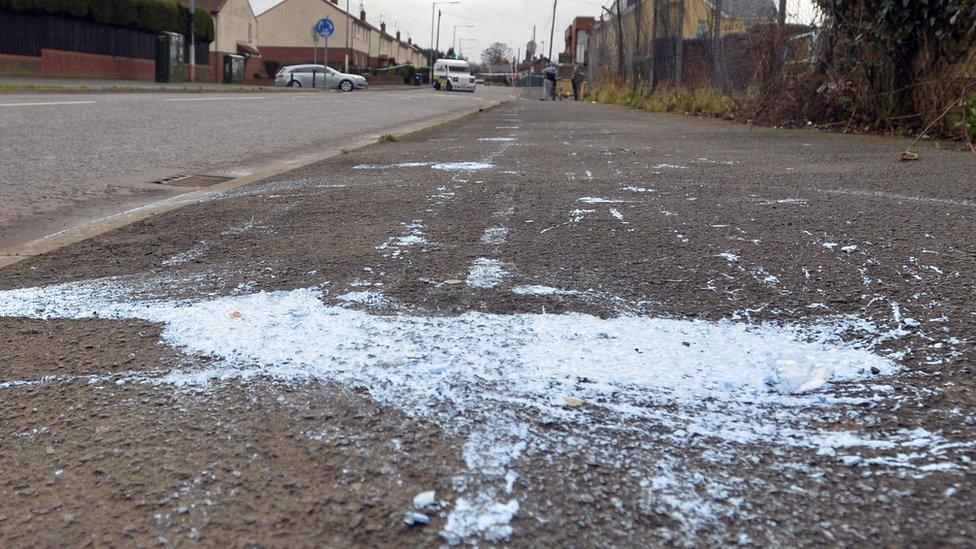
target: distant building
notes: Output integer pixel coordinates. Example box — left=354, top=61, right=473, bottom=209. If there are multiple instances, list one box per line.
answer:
left=256, top=0, right=425, bottom=69
left=177, top=0, right=262, bottom=82
left=564, top=16, right=595, bottom=66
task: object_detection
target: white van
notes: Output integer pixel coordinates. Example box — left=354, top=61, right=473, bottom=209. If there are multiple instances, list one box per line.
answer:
left=433, top=59, right=476, bottom=92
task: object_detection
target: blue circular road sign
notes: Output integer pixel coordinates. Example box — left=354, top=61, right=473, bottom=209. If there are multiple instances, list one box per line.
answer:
left=314, top=17, right=335, bottom=38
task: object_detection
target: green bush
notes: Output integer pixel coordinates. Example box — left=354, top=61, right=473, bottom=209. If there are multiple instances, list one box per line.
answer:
left=401, top=63, right=416, bottom=84
left=1, top=0, right=213, bottom=42
left=90, top=0, right=136, bottom=27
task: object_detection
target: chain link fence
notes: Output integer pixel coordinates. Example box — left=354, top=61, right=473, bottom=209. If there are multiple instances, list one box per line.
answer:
left=586, top=0, right=976, bottom=141
left=589, top=0, right=820, bottom=94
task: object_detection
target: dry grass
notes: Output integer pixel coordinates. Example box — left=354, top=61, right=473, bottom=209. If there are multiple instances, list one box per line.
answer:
left=590, top=80, right=737, bottom=120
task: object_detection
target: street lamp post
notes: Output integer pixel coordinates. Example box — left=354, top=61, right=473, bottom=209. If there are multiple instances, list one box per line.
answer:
left=430, top=2, right=460, bottom=76
left=453, top=24, right=473, bottom=53
left=458, top=38, right=476, bottom=58
left=344, top=0, right=350, bottom=72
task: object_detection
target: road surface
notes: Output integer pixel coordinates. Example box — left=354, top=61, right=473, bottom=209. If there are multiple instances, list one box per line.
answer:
left=0, top=86, right=515, bottom=248
left=0, top=96, right=974, bottom=546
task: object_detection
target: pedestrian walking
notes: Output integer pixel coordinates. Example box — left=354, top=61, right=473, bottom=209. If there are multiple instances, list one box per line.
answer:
left=571, top=65, right=582, bottom=101
left=541, top=64, right=557, bottom=101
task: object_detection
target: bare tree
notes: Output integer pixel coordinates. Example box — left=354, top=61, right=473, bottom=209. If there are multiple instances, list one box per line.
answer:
left=481, top=42, right=513, bottom=66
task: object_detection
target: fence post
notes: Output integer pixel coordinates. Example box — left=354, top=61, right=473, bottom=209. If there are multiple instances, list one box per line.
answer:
left=712, top=0, right=723, bottom=91
left=614, top=0, right=625, bottom=80
left=675, top=0, right=685, bottom=87
left=644, top=0, right=654, bottom=92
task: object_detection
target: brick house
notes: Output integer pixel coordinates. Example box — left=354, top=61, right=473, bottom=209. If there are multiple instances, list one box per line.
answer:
left=177, top=0, right=262, bottom=82
left=256, top=0, right=425, bottom=70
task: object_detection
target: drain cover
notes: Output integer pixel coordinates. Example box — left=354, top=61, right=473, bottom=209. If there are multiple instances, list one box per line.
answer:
left=154, top=174, right=233, bottom=188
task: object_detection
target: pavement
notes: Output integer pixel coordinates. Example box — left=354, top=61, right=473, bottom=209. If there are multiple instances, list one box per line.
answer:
left=0, top=93, right=975, bottom=546
left=0, top=85, right=515, bottom=251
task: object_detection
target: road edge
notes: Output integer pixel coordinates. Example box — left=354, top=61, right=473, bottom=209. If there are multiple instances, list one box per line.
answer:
left=0, top=94, right=513, bottom=269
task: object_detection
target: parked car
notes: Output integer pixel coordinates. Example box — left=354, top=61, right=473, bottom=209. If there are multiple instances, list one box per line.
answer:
left=475, top=77, right=486, bottom=85
left=274, top=64, right=367, bottom=91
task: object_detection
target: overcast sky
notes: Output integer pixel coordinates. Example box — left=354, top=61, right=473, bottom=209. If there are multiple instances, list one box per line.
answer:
left=249, top=0, right=607, bottom=63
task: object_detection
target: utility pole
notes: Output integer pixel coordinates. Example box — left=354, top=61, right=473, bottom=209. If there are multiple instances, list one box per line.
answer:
left=547, top=0, right=557, bottom=63
left=778, top=0, right=787, bottom=25
left=430, top=2, right=460, bottom=80
left=344, top=0, right=350, bottom=72
left=436, top=10, right=442, bottom=58
left=188, top=0, right=195, bottom=82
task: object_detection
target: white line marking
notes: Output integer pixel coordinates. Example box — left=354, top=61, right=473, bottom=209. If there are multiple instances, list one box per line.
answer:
left=166, top=96, right=267, bottom=102
left=0, top=100, right=96, bottom=107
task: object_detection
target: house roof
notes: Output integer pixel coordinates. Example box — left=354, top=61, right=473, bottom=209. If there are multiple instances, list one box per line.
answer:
left=176, top=0, right=230, bottom=14
left=706, top=0, right=778, bottom=20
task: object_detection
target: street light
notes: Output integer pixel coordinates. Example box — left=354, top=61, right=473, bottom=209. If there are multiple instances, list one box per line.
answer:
left=458, top=37, right=476, bottom=58
left=453, top=24, right=473, bottom=53
left=344, top=0, right=350, bottom=72
left=430, top=1, right=460, bottom=74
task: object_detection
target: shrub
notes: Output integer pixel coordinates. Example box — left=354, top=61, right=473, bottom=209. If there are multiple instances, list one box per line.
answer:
left=401, top=63, right=416, bottom=84
left=90, top=0, right=136, bottom=27
left=1, top=0, right=213, bottom=42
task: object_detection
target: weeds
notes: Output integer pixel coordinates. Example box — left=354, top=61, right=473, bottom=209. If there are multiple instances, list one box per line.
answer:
left=591, top=80, right=737, bottom=120
left=378, top=134, right=398, bottom=143
left=962, top=101, right=976, bottom=153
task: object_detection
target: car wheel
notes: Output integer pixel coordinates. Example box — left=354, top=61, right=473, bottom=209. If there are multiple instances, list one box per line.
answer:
left=339, top=80, right=353, bottom=92
left=287, top=80, right=301, bottom=88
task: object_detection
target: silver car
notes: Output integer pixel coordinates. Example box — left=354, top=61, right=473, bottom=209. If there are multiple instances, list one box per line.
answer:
left=274, top=64, right=367, bottom=91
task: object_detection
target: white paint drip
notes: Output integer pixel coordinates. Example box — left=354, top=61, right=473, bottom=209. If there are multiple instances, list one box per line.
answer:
left=432, top=162, right=494, bottom=171
left=512, top=285, right=580, bottom=297
left=353, top=162, right=431, bottom=170
left=161, top=242, right=209, bottom=267
left=481, top=227, right=509, bottom=246
left=466, top=258, right=509, bottom=289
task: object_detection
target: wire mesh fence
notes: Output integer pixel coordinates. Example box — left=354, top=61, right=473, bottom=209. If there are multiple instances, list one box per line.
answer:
left=588, top=0, right=820, bottom=94
left=586, top=0, right=976, bottom=140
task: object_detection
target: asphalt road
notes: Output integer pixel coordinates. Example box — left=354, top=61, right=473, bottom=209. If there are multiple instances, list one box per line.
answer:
left=0, top=96, right=973, bottom=546
left=0, top=86, right=515, bottom=248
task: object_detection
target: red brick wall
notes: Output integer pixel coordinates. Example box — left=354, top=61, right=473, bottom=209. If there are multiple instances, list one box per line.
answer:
left=40, top=49, right=155, bottom=80
left=0, top=53, right=43, bottom=76
left=260, top=46, right=370, bottom=69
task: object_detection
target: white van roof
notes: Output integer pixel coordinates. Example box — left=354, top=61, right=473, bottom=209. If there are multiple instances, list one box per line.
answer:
left=435, top=59, right=470, bottom=67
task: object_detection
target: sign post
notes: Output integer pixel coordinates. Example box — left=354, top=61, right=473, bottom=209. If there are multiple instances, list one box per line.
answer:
left=314, top=17, right=335, bottom=68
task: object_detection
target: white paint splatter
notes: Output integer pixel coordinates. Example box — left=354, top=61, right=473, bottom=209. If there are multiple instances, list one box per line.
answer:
left=466, top=258, right=509, bottom=289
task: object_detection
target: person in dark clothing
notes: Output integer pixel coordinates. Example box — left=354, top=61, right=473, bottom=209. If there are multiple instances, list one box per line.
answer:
left=541, top=65, right=557, bottom=101
left=571, top=66, right=582, bottom=101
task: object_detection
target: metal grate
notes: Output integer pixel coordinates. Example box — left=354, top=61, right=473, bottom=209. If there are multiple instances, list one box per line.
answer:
left=153, top=174, right=233, bottom=188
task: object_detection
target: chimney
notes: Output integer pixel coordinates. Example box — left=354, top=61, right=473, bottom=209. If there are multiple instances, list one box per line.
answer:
left=407, top=37, right=412, bottom=45
left=360, top=9, right=366, bottom=22
left=396, top=30, right=401, bottom=41
left=380, top=22, right=386, bottom=34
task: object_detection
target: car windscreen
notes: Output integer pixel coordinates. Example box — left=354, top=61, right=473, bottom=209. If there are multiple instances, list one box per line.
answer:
left=448, top=66, right=469, bottom=73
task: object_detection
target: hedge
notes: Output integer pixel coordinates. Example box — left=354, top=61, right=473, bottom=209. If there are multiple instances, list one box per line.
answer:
left=0, top=0, right=214, bottom=42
